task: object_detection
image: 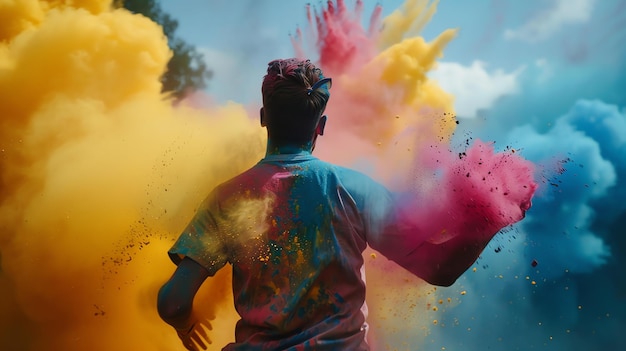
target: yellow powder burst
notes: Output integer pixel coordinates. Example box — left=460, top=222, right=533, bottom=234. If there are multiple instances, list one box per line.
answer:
left=378, top=0, right=441, bottom=50
left=319, top=0, right=457, bottom=187
left=332, top=27, right=457, bottom=147
left=0, top=1, right=260, bottom=349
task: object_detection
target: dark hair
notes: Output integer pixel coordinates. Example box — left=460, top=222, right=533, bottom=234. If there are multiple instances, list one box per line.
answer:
left=261, top=58, right=330, bottom=144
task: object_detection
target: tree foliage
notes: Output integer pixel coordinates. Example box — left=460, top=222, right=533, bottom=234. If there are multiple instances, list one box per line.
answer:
left=115, top=0, right=212, bottom=100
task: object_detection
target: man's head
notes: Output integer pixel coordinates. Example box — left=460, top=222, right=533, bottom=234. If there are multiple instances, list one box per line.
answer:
left=261, top=58, right=331, bottom=146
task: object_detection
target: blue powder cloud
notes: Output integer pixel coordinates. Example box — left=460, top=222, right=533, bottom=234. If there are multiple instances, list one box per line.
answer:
left=510, top=109, right=616, bottom=277
left=560, top=100, right=626, bottom=223
left=420, top=98, right=626, bottom=350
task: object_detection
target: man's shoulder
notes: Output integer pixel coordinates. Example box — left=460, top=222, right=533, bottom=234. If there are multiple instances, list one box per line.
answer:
left=332, top=164, right=377, bottom=182
left=211, top=162, right=267, bottom=194
left=317, top=161, right=388, bottom=194
left=304, top=159, right=371, bottom=179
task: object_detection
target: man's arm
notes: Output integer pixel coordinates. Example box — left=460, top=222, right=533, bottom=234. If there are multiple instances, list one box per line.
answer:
left=390, top=224, right=503, bottom=287
left=378, top=190, right=531, bottom=287
left=367, top=141, right=536, bottom=287
left=158, top=257, right=211, bottom=332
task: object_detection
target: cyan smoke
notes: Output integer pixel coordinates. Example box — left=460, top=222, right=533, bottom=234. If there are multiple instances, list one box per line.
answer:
left=512, top=100, right=620, bottom=278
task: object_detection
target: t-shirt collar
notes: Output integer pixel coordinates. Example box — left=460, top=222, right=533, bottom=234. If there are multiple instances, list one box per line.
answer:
left=261, top=150, right=316, bottom=163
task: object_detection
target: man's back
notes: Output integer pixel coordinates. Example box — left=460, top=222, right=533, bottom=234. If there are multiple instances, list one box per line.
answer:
left=158, top=58, right=536, bottom=351
left=170, top=150, right=392, bottom=350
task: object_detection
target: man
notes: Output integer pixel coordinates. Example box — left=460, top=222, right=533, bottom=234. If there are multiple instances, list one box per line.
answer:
left=157, top=58, right=534, bottom=350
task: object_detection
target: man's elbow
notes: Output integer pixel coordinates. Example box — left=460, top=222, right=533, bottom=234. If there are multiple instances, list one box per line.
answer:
left=157, top=285, right=193, bottom=325
left=422, top=273, right=458, bottom=287
left=419, top=263, right=464, bottom=287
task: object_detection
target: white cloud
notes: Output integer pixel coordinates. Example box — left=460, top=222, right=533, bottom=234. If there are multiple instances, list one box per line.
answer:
left=429, top=61, right=524, bottom=118
left=504, top=0, right=595, bottom=42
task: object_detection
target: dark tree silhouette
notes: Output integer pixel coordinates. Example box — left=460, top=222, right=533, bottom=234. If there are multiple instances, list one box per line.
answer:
left=115, top=0, right=212, bottom=100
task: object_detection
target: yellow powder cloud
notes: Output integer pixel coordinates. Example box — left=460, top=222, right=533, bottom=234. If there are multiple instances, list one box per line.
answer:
left=0, top=1, right=258, bottom=349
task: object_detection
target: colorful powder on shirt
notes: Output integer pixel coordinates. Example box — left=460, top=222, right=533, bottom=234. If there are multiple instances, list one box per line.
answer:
left=0, top=0, right=536, bottom=350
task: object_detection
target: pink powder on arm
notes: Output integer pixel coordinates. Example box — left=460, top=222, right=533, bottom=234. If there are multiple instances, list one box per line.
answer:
left=438, top=141, right=536, bottom=238
left=388, top=141, right=537, bottom=285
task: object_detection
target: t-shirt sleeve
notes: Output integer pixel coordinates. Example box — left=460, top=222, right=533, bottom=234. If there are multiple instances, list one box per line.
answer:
left=360, top=180, right=431, bottom=267
left=338, top=170, right=410, bottom=257
left=168, top=190, right=229, bottom=276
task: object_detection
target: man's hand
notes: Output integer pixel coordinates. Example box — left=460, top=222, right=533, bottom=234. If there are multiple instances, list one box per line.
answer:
left=176, top=318, right=213, bottom=351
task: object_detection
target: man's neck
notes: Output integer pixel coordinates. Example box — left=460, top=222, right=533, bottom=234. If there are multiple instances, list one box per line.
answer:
left=265, top=139, right=314, bottom=156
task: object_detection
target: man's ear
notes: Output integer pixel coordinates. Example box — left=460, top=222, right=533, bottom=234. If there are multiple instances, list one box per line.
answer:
left=260, top=107, right=266, bottom=127
left=316, top=115, right=327, bottom=136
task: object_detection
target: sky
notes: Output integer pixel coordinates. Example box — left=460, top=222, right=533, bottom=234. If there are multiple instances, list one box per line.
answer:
left=0, top=0, right=624, bottom=350
left=158, top=0, right=626, bottom=349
